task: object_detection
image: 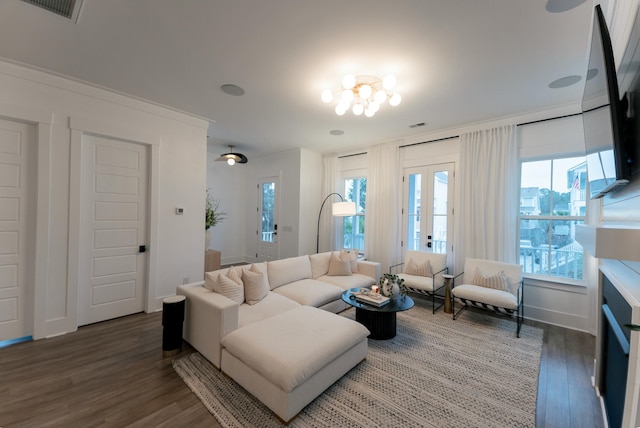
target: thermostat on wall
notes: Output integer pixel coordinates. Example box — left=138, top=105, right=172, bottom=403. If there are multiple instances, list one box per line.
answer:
left=176, top=207, right=184, bottom=215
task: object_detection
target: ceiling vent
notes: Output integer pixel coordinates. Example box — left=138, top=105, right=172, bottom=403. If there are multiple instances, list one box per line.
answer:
left=409, top=122, right=427, bottom=128
left=21, top=0, right=84, bottom=21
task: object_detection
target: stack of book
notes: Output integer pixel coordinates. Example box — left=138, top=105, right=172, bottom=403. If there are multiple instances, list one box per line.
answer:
left=355, top=292, right=390, bottom=307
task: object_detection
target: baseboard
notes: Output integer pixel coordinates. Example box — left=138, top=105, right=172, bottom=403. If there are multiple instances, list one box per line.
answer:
left=524, top=304, right=591, bottom=333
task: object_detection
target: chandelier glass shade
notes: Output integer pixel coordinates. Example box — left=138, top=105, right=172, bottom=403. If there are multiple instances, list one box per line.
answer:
left=321, top=74, right=401, bottom=117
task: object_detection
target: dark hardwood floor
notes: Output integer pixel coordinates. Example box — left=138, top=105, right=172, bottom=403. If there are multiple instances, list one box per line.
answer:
left=0, top=307, right=603, bottom=428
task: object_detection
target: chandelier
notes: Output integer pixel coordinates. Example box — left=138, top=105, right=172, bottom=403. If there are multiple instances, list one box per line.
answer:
left=321, top=74, right=401, bottom=117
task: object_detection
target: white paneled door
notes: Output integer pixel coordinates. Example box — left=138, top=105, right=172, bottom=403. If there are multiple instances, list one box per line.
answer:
left=0, top=119, right=35, bottom=342
left=78, top=135, right=148, bottom=326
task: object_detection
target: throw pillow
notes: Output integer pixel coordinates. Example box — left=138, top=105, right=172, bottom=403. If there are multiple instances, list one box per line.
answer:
left=405, top=258, right=432, bottom=277
left=340, top=249, right=359, bottom=273
left=471, top=267, right=510, bottom=292
left=211, top=272, right=245, bottom=304
left=327, top=251, right=353, bottom=276
left=242, top=264, right=270, bottom=305
left=203, top=271, right=218, bottom=292
left=226, top=266, right=243, bottom=286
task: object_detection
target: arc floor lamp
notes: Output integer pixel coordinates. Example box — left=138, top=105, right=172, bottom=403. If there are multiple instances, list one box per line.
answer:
left=316, top=193, right=357, bottom=253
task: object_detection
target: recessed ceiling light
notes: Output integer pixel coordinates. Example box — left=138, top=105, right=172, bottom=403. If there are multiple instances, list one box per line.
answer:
left=221, top=84, right=245, bottom=96
left=545, top=0, right=587, bottom=13
left=548, top=75, right=582, bottom=89
left=409, top=122, right=427, bottom=128
left=329, top=130, right=344, bottom=136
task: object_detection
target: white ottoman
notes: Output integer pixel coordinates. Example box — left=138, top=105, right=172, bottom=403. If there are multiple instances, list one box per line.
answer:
left=220, top=305, right=369, bottom=423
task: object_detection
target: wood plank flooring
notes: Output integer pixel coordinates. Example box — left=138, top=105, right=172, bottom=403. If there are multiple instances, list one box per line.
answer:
left=0, top=307, right=603, bottom=428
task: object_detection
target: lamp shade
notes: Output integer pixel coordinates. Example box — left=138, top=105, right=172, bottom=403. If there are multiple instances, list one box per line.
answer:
left=332, top=201, right=356, bottom=216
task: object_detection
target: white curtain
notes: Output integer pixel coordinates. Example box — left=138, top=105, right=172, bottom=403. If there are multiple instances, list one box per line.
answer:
left=364, top=144, right=401, bottom=273
left=318, top=155, right=339, bottom=252
left=453, top=125, right=518, bottom=273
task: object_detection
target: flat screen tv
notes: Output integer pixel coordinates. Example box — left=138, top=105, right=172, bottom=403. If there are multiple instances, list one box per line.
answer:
left=581, top=5, right=632, bottom=199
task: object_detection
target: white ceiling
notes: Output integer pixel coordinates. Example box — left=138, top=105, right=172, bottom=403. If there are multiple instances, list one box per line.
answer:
left=0, top=0, right=594, bottom=158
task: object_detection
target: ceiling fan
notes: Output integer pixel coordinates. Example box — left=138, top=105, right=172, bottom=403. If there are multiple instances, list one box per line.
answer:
left=215, top=145, right=248, bottom=165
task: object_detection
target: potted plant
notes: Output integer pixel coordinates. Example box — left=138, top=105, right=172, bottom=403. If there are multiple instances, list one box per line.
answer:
left=378, top=273, right=407, bottom=300
left=205, top=189, right=227, bottom=249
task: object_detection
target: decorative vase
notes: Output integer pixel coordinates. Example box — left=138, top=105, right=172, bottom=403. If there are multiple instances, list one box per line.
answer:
left=205, top=228, right=212, bottom=250
left=381, top=278, right=401, bottom=300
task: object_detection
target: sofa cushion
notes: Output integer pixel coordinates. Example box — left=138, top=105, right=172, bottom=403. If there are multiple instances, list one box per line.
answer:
left=267, top=255, right=312, bottom=290
left=272, top=279, right=343, bottom=307
left=309, top=252, right=331, bottom=279
left=243, top=265, right=270, bottom=305
left=238, top=292, right=300, bottom=328
left=397, top=273, right=436, bottom=292
left=221, top=305, right=369, bottom=392
left=318, top=273, right=376, bottom=291
left=327, top=251, right=352, bottom=276
left=452, top=284, right=518, bottom=310
left=206, top=271, right=244, bottom=304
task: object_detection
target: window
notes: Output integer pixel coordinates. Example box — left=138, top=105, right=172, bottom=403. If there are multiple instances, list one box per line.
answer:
left=519, top=156, right=587, bottom=281
left=342, top=177, right=366, bottom=251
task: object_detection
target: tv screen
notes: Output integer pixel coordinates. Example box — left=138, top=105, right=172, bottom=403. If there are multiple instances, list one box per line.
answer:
left=581, top=5, right=630, bottom=199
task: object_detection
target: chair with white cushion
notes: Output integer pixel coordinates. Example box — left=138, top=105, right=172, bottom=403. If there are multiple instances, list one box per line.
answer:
left=390, top=250, right=448, bottom=313
left=451, top=258, right=524, bottom=337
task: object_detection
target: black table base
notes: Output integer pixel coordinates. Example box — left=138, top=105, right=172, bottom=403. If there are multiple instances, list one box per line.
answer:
left=356, top=308, right=397, bottom=340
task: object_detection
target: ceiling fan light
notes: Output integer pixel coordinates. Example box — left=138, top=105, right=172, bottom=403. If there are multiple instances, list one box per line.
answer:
left=321, top=89, right=333, bottom=103
left=227, top=158, right=236, bottom=166
left=389, top=92, right=402, bottom=106
left=342, top=74, right=356, bottom=89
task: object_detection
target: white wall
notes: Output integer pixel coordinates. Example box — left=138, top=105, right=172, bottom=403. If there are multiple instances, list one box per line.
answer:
left=0, top=60, right=208, bottom=339
left=206, top=151, right=248, bottom=265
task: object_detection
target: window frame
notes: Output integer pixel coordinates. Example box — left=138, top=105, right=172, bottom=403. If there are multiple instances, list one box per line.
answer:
left=518, top=156, right=588, bottom=286
left=340, top=175, right=366, bottom=252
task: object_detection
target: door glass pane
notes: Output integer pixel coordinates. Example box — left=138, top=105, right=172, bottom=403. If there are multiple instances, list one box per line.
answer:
left=343, top=178, right=366, bottom=251
left=432, top=170, right=448, bottom=253
left=407, top=174, right=421, bottom=251
left=261, top=182, right=275, bottom=242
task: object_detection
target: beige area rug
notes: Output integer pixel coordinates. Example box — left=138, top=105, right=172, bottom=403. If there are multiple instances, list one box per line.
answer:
left=173, top=299, right=543, bottom=428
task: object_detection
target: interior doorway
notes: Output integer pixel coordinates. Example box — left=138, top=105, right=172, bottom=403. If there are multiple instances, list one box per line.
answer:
left=0, top=118, right=36, bottom=342
left=77, top=135, right=149, bottom=326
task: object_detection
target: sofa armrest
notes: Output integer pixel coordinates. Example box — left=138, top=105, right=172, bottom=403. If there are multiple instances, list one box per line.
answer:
left=177, top=282, right=239, bottom=369
left=358, top=260, right=381, bottom=281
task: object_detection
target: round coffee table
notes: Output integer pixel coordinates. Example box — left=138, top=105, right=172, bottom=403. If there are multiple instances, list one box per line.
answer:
left=341, top=288, right=414, bottom=340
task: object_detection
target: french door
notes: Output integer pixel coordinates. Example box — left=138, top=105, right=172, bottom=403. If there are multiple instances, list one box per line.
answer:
left=256, top=176, right=279, bottom=262
left=403, top=163, right=454, bottom=255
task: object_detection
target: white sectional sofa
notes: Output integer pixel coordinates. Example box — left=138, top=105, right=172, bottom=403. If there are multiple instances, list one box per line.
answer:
left=176, top=250, right=381, bottom=422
